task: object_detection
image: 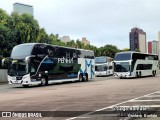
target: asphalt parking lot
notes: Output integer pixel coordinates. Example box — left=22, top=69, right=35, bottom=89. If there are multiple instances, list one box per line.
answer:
left=0, top=75, right=160, bottom=120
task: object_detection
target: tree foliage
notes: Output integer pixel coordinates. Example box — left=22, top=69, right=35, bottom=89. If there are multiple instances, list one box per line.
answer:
left=0, top=8, right=128, bottom=58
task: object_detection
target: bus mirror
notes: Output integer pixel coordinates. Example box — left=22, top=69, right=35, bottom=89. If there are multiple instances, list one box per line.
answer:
left=2, top=58, right=6, bottom=67
left=25, top=57, right=30, bottom=64
left=1, top=58, right=9, bottom=68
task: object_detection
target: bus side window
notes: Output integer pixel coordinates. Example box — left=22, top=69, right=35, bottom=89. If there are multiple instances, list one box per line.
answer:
left=31, top=67, right=35, bottom=73
left=30, top=65, right=36, bottom=75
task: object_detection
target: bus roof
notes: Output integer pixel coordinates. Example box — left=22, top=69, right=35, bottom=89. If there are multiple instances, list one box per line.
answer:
left=116, top=51, right=158, bottom=56
left=16, top=43, right=93, bottom=52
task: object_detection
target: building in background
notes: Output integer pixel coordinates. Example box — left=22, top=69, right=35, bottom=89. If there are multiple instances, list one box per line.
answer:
left=81, top=37, right=90, bottom=46
left=129, top=28, right=146, bottom=53
left=59, top=36, right=70, bottom=43
left=148, top=41, right=152, bottom=54
left=148, top=41, right=159, bottom=54
left=158, top=32, right=160, bottom=59
left=152, top=40, right=159, bottom=54
left=13, top=3, right=33, bottom=16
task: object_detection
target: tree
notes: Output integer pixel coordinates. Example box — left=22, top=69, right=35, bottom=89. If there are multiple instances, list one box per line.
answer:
left=121, top=48, right=130, bottom=52
left=0, top=9, right=15, bottom=57
left=0, top=8, right=123, bottom=58
left=66, top=40, right=76, bottom=48
left=98, top=45, right=119, bottom=58
left=135, top=48, right=140, bottom=52
left=37, top=28, right=49, bottom=43
left=11, top=12, right=40, bottom=44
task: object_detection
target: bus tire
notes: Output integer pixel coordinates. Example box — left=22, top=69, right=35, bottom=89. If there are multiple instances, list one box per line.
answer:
left=79, top=74, right=83, bottom=82
left=85, top=73, right=88, bottom=81
left=139, top=72, right=141, bottom=77
left=41, top=77, right=48, bottom=86
left=82, top=74, right=86, bottom=82
left=136, top=72, right=139, bottom=78
left=23, top=85, right=29, bottom=88
left=152, top=71, right=155, bottom=76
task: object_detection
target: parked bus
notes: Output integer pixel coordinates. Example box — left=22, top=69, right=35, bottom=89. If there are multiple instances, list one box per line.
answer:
left=95, top=56, right=113, bottom=77
left=113, top=51, right=159, bottom=78
left=2, top=43, right=95, bottom=87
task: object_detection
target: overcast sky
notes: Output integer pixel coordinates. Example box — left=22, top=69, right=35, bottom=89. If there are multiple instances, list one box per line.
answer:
left=0, top=0, right=160, bottom=49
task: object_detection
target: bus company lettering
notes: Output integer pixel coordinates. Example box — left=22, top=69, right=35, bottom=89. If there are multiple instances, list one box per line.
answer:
left=5, top=112, right=43, bottom=118
left=58, top=57, right=73, bottom=63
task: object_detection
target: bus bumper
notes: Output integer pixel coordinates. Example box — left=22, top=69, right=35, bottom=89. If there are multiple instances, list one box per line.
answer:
left=8, top=74, right=41, bottom=85
left=95, top=71, right=107, bottom=76
left=114, top=72, right=132, bottom=78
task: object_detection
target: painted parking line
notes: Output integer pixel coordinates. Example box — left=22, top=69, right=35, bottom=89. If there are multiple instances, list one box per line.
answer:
left=66, top=91, right=160, bottom=120
left=107, top=91, right=160, bottom=109
left=143, top=95, right=160, bottom=97
left=129, top=99, right=160, bottom=102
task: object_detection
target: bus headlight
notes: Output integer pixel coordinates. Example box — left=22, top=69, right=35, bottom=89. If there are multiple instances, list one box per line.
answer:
left=12, top=77, right=16, bottom=80
left=23, top=76, right=28, bottom=79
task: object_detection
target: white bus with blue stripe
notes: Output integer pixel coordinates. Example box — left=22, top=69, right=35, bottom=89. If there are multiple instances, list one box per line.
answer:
left=114, top=51, right=159, bottom=78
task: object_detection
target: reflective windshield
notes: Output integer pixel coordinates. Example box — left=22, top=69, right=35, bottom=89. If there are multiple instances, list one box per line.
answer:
left=11, top=45, right=33, bottom=59
left=8, top=61, right=28, bottom=76
left=114, top=53, right=131, bottom=61
left=95, top=65, right=107, bottom=71
left=114, top=62, right=130, bottom=72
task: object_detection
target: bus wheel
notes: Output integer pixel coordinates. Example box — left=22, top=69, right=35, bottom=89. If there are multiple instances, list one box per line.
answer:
left=136, top=72, right=139, bottom=78
left=152, top=71, right=155, bottom=76
left=155, top=70, right=156, bottom=75
left=139, top=72, right=141, bottom=77
left=23, top=85, right=29, bottom=88
left=79, top=74, right=83, bottom=82
left=85, top=73, right=88, bottom=81
left=41, top=77, right=48, bottom=86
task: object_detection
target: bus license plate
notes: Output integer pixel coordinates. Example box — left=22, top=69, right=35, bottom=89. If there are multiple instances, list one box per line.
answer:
left=14, top=80, right=20, bottom=84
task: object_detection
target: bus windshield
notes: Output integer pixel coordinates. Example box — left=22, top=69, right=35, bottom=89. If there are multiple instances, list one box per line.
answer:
left=95, top=65, right=107, bottom=71
left=114, top=62, right=130, bottom=72
left=8, top=61, right=28, bottom=76
left=95, top=57, right=107, bottom=63
left=114, top=53, right=131, bottom=61
left=11, top=45, right=33, bottom=59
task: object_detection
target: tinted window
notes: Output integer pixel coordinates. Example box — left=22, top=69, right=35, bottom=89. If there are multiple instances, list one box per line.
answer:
left=132, top=53, right=145, bottom=60
left=8, top=60, right=28, bottom=76
left=114, top=62, right=130, bottom=72
left=95, top=65, right=107, bottom=71
left=136, top=64, right=152, bottom=70
left=43, top=45, right=60, bottom=58
left=109, top=66, right=113, bottom=69
left=132, top=53, right=158, bottom=60
left=32, top=44, right=46, bottom=57
left=114, top=53, right=131, bottom=61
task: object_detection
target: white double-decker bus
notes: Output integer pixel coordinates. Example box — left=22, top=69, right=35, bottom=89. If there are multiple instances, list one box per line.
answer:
left=95, top=56, right=113, bottom=77
left=2, top=43, right=95, bottom=87
left=114, top=51, right=159, bottom=78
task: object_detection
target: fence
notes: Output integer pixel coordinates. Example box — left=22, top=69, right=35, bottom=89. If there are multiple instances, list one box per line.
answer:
left=0, top=69, right=7, bottom=83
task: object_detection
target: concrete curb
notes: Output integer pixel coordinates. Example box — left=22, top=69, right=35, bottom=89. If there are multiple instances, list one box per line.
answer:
left=0, top=82, right=7, bottom=85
